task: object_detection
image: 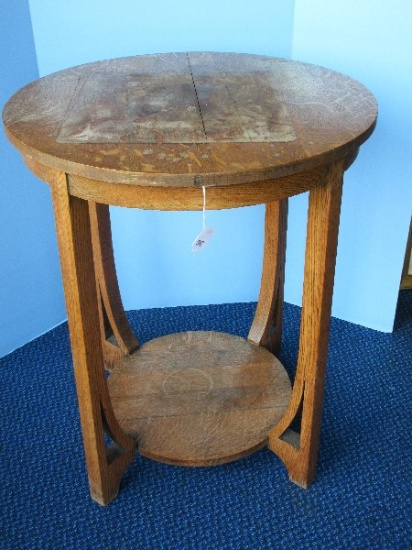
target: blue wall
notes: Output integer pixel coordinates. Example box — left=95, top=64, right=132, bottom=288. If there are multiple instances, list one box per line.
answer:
left=290, top=0, right=412, bottom=331
left=28, top=0, right=294, bottom=74
left=1, top=0, right=410, bottom=356
left=0, top=3, right=66, bottom=357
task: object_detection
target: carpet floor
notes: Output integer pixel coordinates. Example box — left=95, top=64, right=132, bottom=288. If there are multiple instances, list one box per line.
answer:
left=1, top=291, right=411, bottom=549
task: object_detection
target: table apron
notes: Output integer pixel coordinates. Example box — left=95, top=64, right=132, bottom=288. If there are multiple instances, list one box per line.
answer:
left=66, top=168, right=329, bottom=210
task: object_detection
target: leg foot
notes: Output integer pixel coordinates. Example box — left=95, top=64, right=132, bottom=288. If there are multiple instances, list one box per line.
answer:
left=89, top=445, right=136, bottom=506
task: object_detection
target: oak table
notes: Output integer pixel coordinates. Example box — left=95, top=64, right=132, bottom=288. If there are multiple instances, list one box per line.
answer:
left=3, top=52, right=377, bottom=505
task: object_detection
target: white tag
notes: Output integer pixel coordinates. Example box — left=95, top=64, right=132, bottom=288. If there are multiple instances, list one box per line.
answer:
left=192, top=226, right=215, bottom=252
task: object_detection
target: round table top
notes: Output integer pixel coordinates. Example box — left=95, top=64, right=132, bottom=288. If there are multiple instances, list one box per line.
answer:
left=3, top=52, right=377, bottom=188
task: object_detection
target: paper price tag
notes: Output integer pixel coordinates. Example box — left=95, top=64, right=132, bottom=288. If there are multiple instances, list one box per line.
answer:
left=192, top=226, right=215, bottom=253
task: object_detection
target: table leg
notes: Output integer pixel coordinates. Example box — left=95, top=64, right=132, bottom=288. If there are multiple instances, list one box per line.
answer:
left=51, top=173, right=135, bottom=505
left=268, top=159, right=344, bottom=488
left=248, top=199, right=288, bottom=358
left=89, top=202, right=139, bottom=371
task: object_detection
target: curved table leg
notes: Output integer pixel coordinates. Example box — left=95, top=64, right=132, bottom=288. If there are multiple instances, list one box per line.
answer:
left=51, top=174, right=135, bottom=505
left=268, top=159, right=344, bottom=488
left=248, top=199, right=288, bottom=358
left=89, top=202, right=139, bottom=371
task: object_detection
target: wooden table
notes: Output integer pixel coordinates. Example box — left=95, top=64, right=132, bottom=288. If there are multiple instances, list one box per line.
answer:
left=3, top=52, right=377, bottom=505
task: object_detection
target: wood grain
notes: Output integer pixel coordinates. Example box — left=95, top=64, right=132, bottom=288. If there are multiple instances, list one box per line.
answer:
left=2, top=52, right=377, bottom=502
left=248, top=199, right=288, bottom=357
left=108, top=331, right=291, bottom=466
left=268, top=159, right=345, bottom=487
left=3, top=52, right=377, bottom=188
left=89, top=202, right=139, bottom=371
left=50, top=173, right=135, bottom=504
left=66, top=165, right=327, bottom=209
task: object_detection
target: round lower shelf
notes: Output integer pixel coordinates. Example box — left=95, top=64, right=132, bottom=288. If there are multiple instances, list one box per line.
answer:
left=108, top=331, right=291, bottom=466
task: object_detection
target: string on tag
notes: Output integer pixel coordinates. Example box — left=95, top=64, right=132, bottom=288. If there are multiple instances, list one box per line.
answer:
left=202, top=185, right=206, bottom=230
left=191, top=186, right=215, bottom=253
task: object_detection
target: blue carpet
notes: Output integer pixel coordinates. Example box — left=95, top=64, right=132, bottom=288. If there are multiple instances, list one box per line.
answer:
left=1, top=292, right=411, bottom=549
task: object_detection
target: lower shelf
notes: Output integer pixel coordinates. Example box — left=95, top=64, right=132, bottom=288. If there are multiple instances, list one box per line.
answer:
left=108, top=331, right=291, bottom=466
